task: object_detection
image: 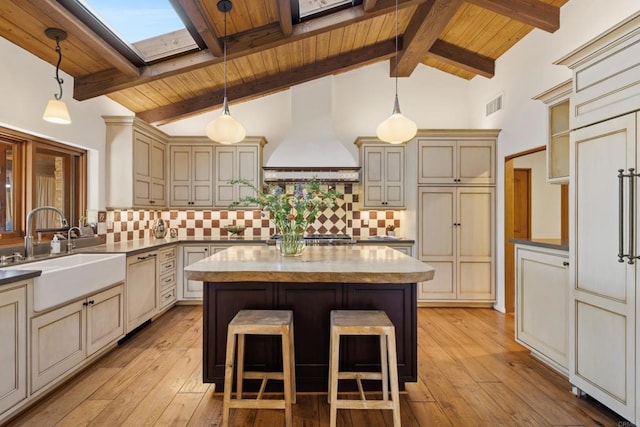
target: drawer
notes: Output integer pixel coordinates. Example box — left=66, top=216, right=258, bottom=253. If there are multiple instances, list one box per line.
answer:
left=159, top=259, right=176, bottom=275
left=160, top=286, right=176, bottom=309
left=159, top=246, right=177, bottom=262
left=159, top=271, right=176, bottom=291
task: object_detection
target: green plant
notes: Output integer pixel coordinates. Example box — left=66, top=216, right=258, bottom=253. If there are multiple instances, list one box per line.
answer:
left=229, top=178, right=342, bottom=235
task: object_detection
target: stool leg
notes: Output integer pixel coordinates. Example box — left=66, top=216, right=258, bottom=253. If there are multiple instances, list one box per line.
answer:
left=289, top=321, right=297, bottom=404
left=329, top=329, right=340, bottom=427
left=327, top=327, right=333, bottom=405
left=380, top=334, right=389, bottom=401
left=386, top=329, right=401, bottom=427
left=236, top=333, right=245, bottom=400
left=222, top=330, right=237, bottom=427
left=282, top=327, right=293, bottom=427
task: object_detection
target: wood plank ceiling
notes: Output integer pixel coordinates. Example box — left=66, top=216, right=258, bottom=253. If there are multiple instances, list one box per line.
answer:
left=0, top=0, right=568, bottom=125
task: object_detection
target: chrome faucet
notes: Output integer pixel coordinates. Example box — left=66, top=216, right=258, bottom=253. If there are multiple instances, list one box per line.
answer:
left=24, top=206, right=68, bottom=259
left=67, top=226, right=81, bottom=253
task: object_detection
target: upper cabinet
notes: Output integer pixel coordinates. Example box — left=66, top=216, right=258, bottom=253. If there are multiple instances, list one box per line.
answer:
left=168, top=138, right=214, bottom=208
left=534, top=80, right=572, bottom=184
left=355, top=137, right=405, bottom=209
left=417, top=130, right=499, bottom=185
left=104, top=116, right=168, bottom=209
left=214, top=137, right=266, bottom=208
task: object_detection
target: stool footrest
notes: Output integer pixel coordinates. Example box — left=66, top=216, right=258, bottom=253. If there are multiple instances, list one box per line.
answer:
left=228, top=400, right=287, bottom=410
left=332, top=400, right=397, bottom=410
left=243, top=372, right=285, bottom=380
left=337, top=372, right=383, bottom=381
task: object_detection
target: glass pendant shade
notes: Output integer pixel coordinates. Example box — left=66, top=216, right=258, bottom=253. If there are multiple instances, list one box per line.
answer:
left=376, top=95, right=417, bottom=144
left=206, top=98, right=246, bottom=144
left=43, top=99, right=71, bottom=124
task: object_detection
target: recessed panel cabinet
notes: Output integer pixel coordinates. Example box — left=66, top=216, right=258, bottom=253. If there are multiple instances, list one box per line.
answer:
left=0, top=282, right=27, bottom=416
left=417, top=187, right=495, bottom=303
left=214, top=138, right=265, bottom=208
left=181, top=244, right=230, bottom=300
left=169, top=144, right=214, bottom=207
left=356, top=138, right=405, bottom=209
left=126, top=252, right=158, bottom=332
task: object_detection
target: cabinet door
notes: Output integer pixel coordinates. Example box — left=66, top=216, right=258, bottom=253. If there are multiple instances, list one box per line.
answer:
left=0, top=284, right=27, bottom=413
left=87, top=284, right=124, bottom=356
left=126, top=253, right=158, bottom=332
left=569, top=113, right=636, bottom=420
left=133, top=131, right=152, bottom=206
left=418, top=140, right=456, bottom=184
left=363, top=146, right=385, bottom=207
left=237, top=145, right=259, bottom=200
left=191, top=146, right=214, bottom=207
left=183, top=245, right=209, bottom=299
left=215, top=146, right=236, bottom=206
left=457, top=140, right=494, bottom=184
left=515, top=247, right=569, bottom=371
left=384, top=147, right=404, bottom=207
left=150, top=140, right=166, bottom=206
left=417, top=187, right=456, bottom=300
left=457, top=187, right=494, bottom=300
left=31, top=300, right=86, bottom=392
left=169, top=145, right=192, bottom=206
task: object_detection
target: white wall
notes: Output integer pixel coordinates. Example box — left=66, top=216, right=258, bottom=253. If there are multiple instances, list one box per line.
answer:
left=513, top=150, right=561, bottom=239
left=468, top=0, right=640, bottom=312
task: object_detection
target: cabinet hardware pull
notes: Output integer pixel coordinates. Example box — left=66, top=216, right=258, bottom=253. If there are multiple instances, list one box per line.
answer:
left=563, top=261, right=569, bottom=267
left=619, top=169, right=625, bottom=262
left=164, top=277, right=172, bottom=283
left=138, top=253, right=157, bottom=261
left=83, top=301, right=89, bottom=306
left=88, top=300, right=95, bottom=305
left=630, top=168, right=637, bottom=264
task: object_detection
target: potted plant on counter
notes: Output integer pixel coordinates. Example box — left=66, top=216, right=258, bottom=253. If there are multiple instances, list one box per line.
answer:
left=229, top=178, right=341, bottom=256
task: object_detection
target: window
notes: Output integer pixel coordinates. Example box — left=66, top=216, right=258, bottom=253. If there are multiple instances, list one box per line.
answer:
left=0, top=127, right=86, bottom=246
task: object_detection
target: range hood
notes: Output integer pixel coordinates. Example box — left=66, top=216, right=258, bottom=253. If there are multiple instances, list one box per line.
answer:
left=264, top=76, right=359, bottom=182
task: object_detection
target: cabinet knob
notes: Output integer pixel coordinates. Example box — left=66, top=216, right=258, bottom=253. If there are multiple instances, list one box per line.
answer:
left=563, top=261, right=569, bottom=266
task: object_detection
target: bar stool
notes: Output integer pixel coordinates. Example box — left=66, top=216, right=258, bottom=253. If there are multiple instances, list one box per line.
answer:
left=222, top=309, right=296, bottom=427
left=328, top=310, right=401, bottom=427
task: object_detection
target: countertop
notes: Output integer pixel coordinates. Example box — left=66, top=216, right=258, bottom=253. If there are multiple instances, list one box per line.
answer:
left=184, top=244, right=434, bottom=283
left=0, top=269, right=41, bottom=286
left=511, top=238, right=568, bottom=251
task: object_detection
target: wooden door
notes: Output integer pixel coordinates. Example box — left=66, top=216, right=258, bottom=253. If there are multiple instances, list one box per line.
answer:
left=457, top=140, right=495, bottom=184
left=363, top=146, right=385, bottom=208
left=418, top=140, right=456, bottom=184
left=133, top=131, right=151, bottom=205
left=0, top=284, right=26, bottom=413
left=191, top=146, right=214, bottom=207
left=237, top=145, right=259, bottom=201
left=384, top=146, right=404, bottom=207
left=513, top=168, right=531, bottom=239
left=126, top=254, right=158, bottom=333
left=570, top=113, right=636, bottom=420
left=457, top=187, right=495, bottom=300
left=169, top=145, right=192, bottom=206
left=86, top=284, right=124, bottom=356
left=214, top=145, right=235, bottom=207
left=417, top=187, right=456, bottom=300
left=150, top=140, right=166, bottom=206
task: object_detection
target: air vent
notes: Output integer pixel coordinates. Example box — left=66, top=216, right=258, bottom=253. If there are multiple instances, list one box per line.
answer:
left=486, top=93, right=503, bottom=116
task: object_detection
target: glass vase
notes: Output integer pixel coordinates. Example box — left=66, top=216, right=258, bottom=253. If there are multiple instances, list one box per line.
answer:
left=278, top=231, right=305, bottom=256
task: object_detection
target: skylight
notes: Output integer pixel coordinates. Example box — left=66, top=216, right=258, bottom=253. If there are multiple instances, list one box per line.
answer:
left=298, top=0, right=355, bottom=19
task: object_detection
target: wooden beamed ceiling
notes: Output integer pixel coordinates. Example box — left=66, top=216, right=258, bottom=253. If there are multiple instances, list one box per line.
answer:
left=0, top=0, right=568, bottom=124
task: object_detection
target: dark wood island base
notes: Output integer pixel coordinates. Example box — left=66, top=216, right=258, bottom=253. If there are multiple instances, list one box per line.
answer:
left=185, top=245, right=434, bottom=393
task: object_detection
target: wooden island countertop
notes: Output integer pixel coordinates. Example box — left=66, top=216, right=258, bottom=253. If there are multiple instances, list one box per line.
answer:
left=184, top=244, right=434, bottom=284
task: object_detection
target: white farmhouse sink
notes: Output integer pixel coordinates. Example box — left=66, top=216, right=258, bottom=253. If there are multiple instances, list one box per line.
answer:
left=6, top=253, right=126, bottom=312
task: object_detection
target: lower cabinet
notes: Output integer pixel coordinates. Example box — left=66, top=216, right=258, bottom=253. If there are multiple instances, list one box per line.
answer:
left=181, top=244, right=230, bottom=300
left=157, top=245, right=177, bottom=312
left=31, top=284, right=124, bottom=393
left=126, top=251, right=158, bottom=332
left=0, top=282, right=27, bottom=416
left=515, top=245, right=569, bottom=374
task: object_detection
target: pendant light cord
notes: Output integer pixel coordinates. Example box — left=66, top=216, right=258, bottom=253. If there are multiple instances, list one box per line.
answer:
left=54, top=37, right=64, bottom=101
left=394, top=0, right=399, bottom=98
left=222, top=7, right=229, bottom=113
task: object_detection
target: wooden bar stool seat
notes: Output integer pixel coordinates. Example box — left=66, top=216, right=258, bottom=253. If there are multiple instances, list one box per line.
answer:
left=222, top=309, right=296, bottom=427
left=328, top=310, right=401, bottom=427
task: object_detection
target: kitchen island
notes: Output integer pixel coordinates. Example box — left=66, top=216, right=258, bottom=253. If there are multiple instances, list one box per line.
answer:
left=184, top=245, right=434, bottom=392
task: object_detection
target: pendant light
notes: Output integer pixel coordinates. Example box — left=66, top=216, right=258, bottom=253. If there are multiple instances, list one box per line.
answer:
left=43, top=28, right=71, bottom=125
left=376, top=0, right=416, bottom=144
left=206, top=0, right=246, bottom=144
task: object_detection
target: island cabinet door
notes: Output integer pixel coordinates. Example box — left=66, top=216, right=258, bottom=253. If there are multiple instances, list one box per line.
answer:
left=277, top=283, right=345, bottom=388
left=346, top=283, right=417, bottom=385
left=203, top=282, right=275, bottom=386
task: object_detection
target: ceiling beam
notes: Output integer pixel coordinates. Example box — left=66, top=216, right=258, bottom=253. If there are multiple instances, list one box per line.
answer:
left=428, top=39, right=494, bottom=78
left=466, top=0, right=560, bottom=33
left=276, top=0, right=293, bottom=36
left=392, top=0, right=464, bottom=77
left=73, top=0, right=428, bottom=100
left=175, top=0, right=224, bottom=57
left=32, top=0, right=139, bottom=77
left=137, top=40, right=396, bottom=125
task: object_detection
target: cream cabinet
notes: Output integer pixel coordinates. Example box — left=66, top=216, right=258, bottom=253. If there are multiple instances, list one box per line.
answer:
left=126, top=251, right=158, bottom=332
left=417, top=187, right=495, bottom=304
left=181, top=244, right=230, bottom=300
left=0, top=282, right=27, bottom=416
left=31, top=284, right=124, bottom=393
left=157, top=245, right=177, bottom=312
left=417, top=130, right=498, bottom=185
left=104, top=116, right=168, bottom=209
left=534, top=80, right=572, bottom=183
left=169, top=143, right=214, bottom=207
left=355, top=138, right=405, bottom=209
left=214, top=138, right=266, bottom=208
left=515, top=245, right=569, bottom=374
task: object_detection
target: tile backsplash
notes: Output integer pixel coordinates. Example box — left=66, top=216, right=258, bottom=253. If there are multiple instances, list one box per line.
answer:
left=98, top=184, right=402, bottom=244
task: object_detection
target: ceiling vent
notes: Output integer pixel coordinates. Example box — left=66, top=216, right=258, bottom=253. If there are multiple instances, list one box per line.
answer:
left=486, top=93, right=503, bottom=116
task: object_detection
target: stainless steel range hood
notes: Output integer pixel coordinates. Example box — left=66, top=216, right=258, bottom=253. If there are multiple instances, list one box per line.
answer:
left=264, top=76, right=359, bottom=182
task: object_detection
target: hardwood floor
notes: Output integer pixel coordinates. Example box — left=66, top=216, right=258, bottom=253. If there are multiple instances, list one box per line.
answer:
left=7, top=306, right=625, bottom=426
